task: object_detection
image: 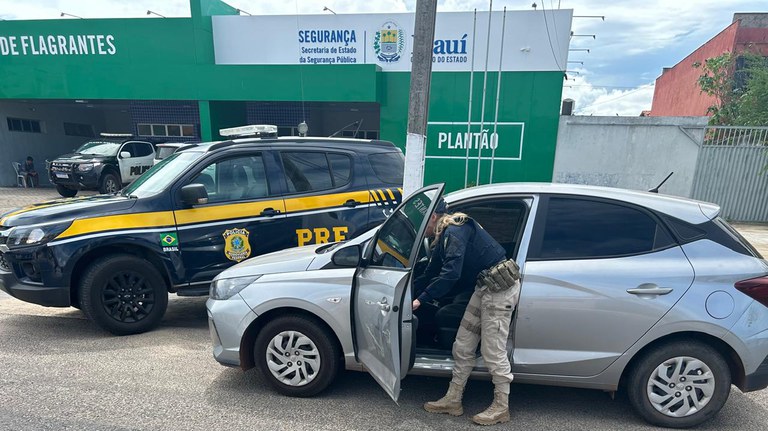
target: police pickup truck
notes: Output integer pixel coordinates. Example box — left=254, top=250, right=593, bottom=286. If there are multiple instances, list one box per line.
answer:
left=0, top=125, right=404, bottom=335
left=49, top=134, right=155, bottom=197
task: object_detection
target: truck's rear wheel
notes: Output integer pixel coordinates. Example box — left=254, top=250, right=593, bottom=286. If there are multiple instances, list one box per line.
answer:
left=79, top=254, right=168, bottom=335
left=55, top=184, right=77, bottom=197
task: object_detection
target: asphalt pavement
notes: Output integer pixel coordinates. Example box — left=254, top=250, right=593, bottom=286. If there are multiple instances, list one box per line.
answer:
left=1, top=187, right=768, bottom=430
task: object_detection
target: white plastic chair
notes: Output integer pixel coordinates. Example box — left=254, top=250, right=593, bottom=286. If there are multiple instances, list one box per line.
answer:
left=12, top=162, right=27, bottom=187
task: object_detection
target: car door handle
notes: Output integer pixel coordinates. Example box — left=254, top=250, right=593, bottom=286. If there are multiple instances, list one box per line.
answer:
left=626, top=285, right=674, bottom=296
left=343, top=199, right=361, bottom=208
left=260, top=208, right=281, bottom=217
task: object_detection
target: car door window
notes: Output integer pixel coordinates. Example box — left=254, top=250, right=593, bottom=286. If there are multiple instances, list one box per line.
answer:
left=133, top=142, right=153, bottom=157
left=120, top=143, right=135, bottom=157
left=452, top=199, right=529, bottom=259
left=192, top=154, right=269, bottom=203
left=534, top=197, right=675, bottom=260
left=281, top=152, right=333, bottom=193
left=328, top=153, right=352, bottom=187
left=371, top=189, right=437, bottom=269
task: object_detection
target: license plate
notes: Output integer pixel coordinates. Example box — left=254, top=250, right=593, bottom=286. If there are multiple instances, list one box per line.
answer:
left=55, top=172, right=69, bottom=179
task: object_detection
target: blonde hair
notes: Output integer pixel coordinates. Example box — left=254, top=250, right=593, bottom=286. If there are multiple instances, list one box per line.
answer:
left=433, top=212, right=470, bottom=243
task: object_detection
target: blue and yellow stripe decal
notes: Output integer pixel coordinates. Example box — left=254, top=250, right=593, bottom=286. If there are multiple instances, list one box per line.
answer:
left=48, top=188, right=403, bottom=241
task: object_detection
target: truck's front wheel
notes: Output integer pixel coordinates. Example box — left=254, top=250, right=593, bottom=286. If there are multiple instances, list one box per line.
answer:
left=99, top=172, right=120, bottom=194
left=56, top=184, right=77, bottom=197
left=79, top=254, right=169, bottom=335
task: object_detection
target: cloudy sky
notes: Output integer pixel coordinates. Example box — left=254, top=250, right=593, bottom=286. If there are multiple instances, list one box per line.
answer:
left=1, top=0, right=765, bottom=115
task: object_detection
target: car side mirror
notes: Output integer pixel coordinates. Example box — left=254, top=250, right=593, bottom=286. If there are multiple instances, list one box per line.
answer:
left=332, top=244, right=361, bottom=267
left=181, top=183, right=209, bottom=206
left=120, top=151, right=131, bottom=159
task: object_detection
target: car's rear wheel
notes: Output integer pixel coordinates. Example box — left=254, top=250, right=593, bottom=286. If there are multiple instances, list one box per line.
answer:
left=628, top=341, right=731, bottom=428
left=78, top=254, right=169, bottom=335
left=55, top=184, right=77, bottom=197
left=99, top=172, right=120, bottom=194
left=254, top=315, right=341, bottom=397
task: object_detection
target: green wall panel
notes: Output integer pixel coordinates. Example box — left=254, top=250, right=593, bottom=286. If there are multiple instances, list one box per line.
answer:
left=377, top=71, right=563, bottom=192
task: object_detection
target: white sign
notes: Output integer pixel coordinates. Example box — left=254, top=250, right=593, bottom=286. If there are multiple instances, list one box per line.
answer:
left=0, top=34, right=116, bottom=56
left=213, top=10, right=572, bottom=72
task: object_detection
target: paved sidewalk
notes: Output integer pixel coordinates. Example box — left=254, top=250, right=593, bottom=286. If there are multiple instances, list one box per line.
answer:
left=1, top=187, right=767, bottom=257
left=0, top=186, right=96, bottom=214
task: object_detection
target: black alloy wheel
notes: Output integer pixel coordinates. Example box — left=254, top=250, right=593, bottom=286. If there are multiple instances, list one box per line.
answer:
left=79, top=254, right=168, bottom=335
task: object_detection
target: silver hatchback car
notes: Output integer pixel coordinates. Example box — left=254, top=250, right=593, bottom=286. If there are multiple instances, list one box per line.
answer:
left=207, top=183, right=768, bottom=428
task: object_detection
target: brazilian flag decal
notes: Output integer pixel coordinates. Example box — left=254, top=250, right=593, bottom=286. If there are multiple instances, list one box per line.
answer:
left=160, top=232, right=178, bottom=247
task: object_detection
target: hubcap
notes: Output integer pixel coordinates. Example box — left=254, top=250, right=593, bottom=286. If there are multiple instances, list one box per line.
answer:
left=101, top=271, right=155, bottom=323
left=265, top=330, right=320, bottom=387
left=647, top=356, right=715, bottom=418
left=105, top=178, right=118, bottom=193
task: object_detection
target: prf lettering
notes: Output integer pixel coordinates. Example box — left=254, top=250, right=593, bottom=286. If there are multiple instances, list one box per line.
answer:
left=296, top=226, right=349, bottom=246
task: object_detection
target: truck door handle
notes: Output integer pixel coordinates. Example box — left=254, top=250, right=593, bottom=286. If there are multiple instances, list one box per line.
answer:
left=626, top=284, right=674, bottom=296
left=343, top=199, right=361, bottom=208
left=260, top=208, right=280, bottom=217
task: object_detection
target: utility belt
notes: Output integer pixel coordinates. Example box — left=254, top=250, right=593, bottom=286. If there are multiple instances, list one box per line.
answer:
left=477, top=259, right=521, bottom=293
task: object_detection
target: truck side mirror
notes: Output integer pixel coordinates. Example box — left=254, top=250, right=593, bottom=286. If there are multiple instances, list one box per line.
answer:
left=332, top=244, right=361, bottom=267
left=120, top=151, right=131, bottom=159
left=181, top=183, right=209, bottom=206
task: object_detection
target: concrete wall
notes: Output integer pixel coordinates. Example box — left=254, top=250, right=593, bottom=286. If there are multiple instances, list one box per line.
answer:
left=553, top=116, right=709, bottom=198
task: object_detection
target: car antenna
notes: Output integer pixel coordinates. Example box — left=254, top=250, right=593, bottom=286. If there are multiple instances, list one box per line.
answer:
left=648, top=172, right=673, bottom=193
left=329, top=119, right=364, bottom=138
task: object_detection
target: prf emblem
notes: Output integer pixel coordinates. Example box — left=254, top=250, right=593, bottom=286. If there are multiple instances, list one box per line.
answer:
left=223, top=228, right=251, bottom=262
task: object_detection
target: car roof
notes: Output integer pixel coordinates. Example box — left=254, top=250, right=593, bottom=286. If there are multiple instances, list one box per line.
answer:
left=445, top=183, right=720, bottom=225
left=186, top=137, right=400, bottom=154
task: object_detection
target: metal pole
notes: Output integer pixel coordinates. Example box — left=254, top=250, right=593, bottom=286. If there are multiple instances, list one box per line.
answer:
left=475, top=0, right=493, bottom=187
left=489, top=7, right=506, bottom=184
left=464, top=10, right=478, bottom=188
left=403, top=0, right=438, bottom=197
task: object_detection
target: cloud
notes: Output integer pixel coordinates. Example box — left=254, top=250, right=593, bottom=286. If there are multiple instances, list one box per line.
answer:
left=563, top=74, right=655, bottom=116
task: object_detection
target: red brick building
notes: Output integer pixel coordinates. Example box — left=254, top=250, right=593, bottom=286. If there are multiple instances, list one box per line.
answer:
left=650, top=13, right=768, bottom=117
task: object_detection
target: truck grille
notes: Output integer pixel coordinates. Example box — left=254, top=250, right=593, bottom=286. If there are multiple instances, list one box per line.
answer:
left=51, top=162, right=73, bottom=173
left=0, top=228, right=9, bottom=272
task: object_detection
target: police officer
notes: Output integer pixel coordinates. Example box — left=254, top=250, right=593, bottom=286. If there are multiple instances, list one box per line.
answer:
left=414, top=199, right=521, bottom=426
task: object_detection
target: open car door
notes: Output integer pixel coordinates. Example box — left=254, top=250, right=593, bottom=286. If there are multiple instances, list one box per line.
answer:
left=351, top=184, right=445, bottom=402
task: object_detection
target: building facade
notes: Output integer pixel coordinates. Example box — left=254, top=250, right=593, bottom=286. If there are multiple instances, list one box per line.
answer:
left=0, top=0, right=572, bottom=191
left=650, top=13, right=768, bottom=117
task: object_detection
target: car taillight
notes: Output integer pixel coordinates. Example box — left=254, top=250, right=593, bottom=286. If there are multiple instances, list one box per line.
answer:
left=735, top=276, right=768, bottom=308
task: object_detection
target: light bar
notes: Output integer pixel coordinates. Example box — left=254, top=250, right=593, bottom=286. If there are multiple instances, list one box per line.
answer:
left=100, top=133, right=133, bottom=137
left=219, top=124, right=278, bottom=137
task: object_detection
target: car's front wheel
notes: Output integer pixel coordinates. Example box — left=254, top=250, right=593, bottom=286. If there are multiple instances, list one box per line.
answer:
left=254, top=315, right=341, bottom=397
left=78, top=254, right=169, bottom=335
left=627, top=341, right=731, bottom=428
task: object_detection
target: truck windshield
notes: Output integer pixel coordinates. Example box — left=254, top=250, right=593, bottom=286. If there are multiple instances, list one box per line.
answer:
left=76, top=140, right=122, bottom=156
left=121, top=151, right=204, bottom=198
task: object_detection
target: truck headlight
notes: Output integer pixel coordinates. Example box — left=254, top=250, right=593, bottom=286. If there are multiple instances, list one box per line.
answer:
left=77, top=163, right=97, bottom=172
left=210, top=275, right=262, bottom=300
left=6, top=221, right=72, bottom=248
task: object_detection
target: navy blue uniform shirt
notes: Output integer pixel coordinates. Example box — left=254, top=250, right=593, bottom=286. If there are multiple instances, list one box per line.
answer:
left=414, top=218, right=506, bottom=304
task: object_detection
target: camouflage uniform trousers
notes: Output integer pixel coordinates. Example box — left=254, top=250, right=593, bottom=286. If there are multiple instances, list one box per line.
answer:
left=449, top=279, right=521, bottom=393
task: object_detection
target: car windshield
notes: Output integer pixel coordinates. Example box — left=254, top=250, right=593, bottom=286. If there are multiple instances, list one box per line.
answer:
left=121, top=151, right=204, bottom=198
left=76, top=140, right=122, bottom=156
left=156, top=146, right=179, bottom=160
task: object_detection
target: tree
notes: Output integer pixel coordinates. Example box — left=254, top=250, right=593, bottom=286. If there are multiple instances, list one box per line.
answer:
left=693, top=51, right=768, bottom=127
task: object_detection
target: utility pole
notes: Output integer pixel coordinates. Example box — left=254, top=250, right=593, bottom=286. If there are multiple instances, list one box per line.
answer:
left=403, top=0, right=437, bottom=197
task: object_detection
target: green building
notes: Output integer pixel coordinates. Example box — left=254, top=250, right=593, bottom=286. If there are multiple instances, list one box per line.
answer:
left=0, top=0, right=571, bottom=191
